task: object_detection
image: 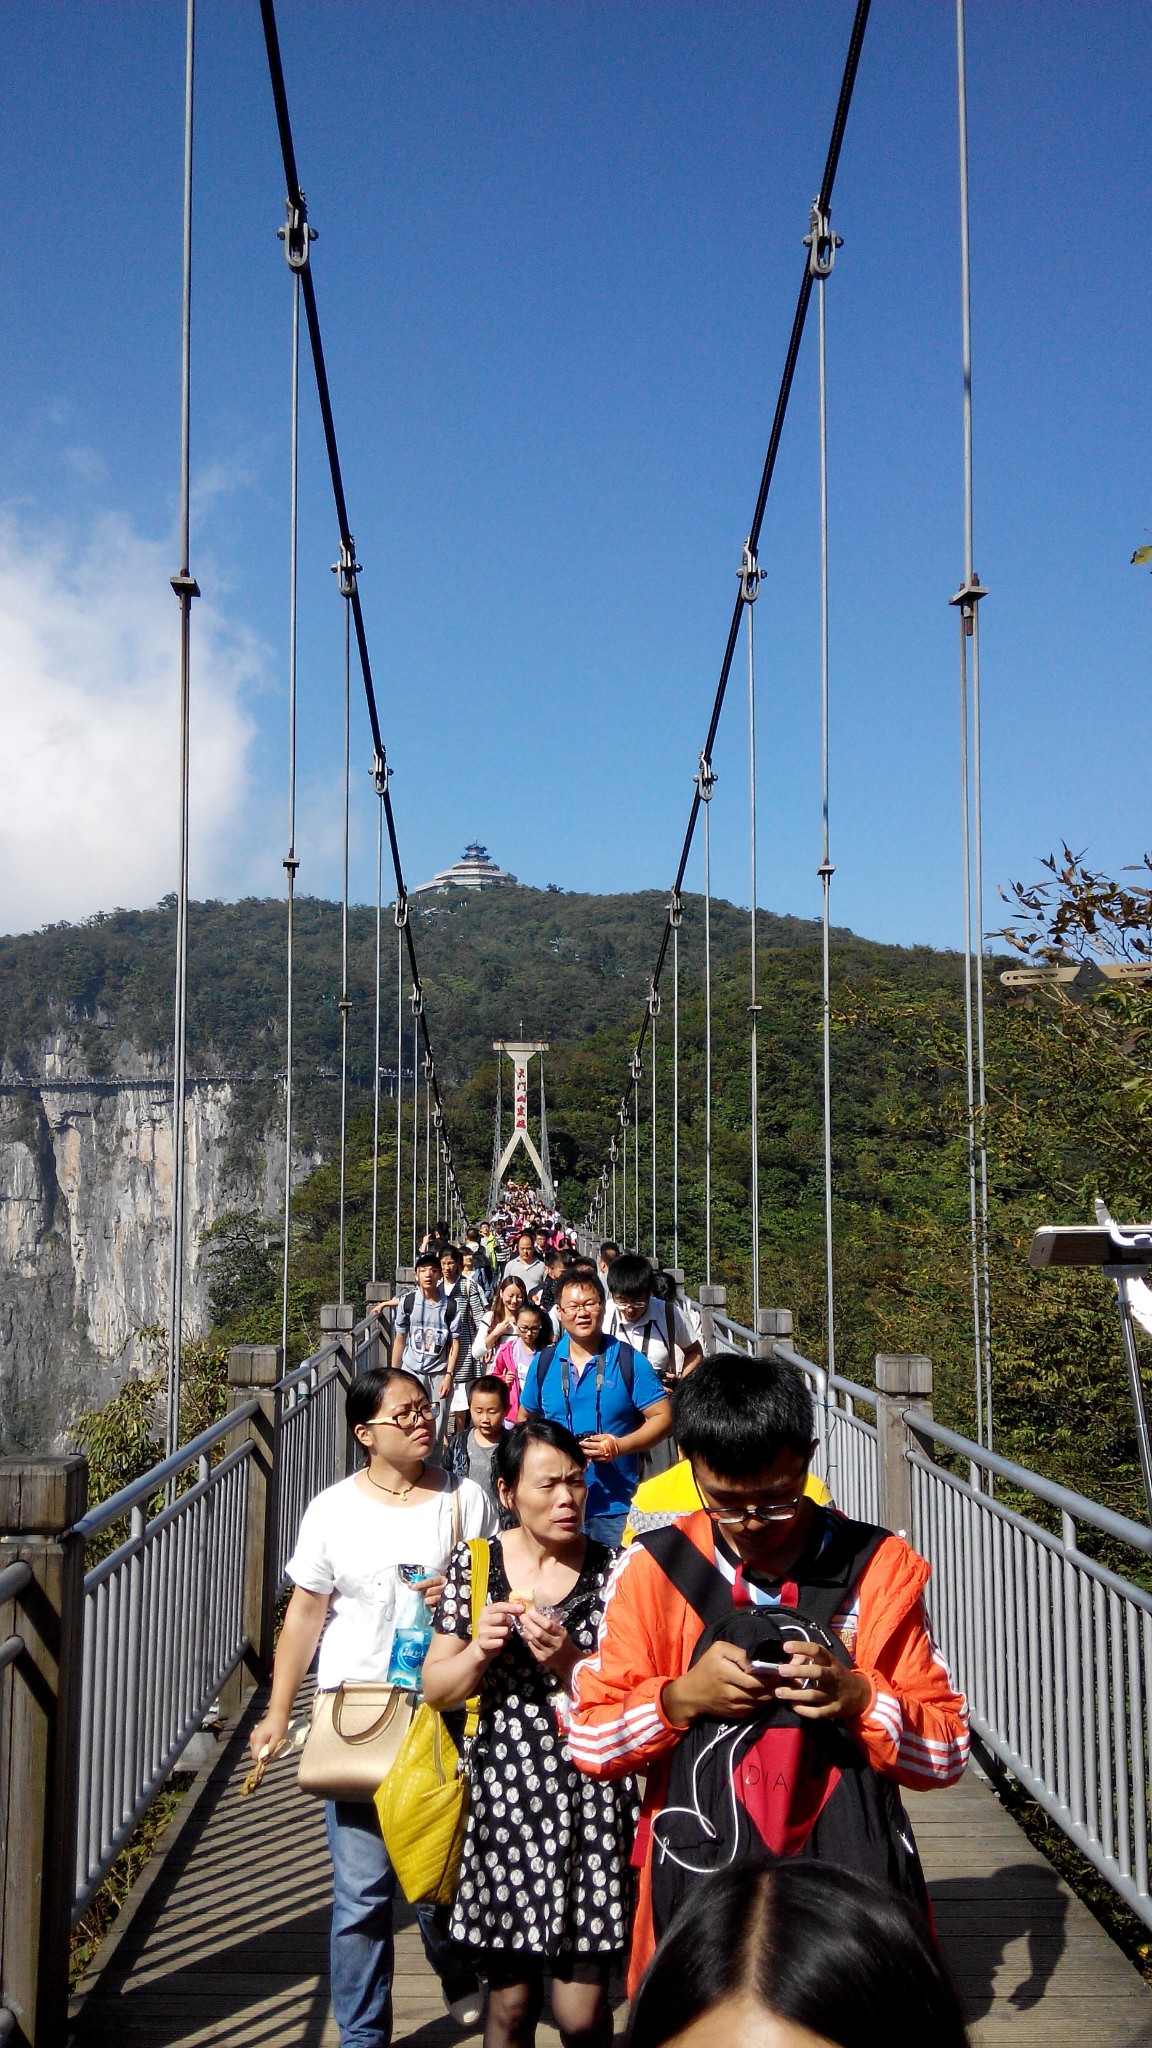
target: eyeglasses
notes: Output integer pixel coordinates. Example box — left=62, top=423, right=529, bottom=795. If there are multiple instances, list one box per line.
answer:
left=369, top=1405, right=435, bottom=1432
left=700, top=1494, right=806, bottom=1528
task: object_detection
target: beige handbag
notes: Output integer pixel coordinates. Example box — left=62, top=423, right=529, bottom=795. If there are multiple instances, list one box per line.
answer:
left=297, top=1682, right=421, bottom=1802
left=296, top=1478, right=462, bottom=1802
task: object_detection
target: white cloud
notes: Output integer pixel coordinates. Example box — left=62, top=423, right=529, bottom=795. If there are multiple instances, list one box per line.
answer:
left=0, top=511, right=268, bottom=934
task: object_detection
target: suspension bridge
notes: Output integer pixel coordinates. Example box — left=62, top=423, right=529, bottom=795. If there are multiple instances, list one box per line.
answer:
left=2, top=2, right=1152, bottom=2045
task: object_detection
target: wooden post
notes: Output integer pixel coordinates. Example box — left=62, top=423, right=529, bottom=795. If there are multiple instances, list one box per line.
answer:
left=697, top=1283, right=727, bottom=1355
left=220, top=1346, right=281, bottom=1711
left=875, top=1353, right=934, bottom=1540
left=364, top=1282, right=392, bottom=1376
left=755, top=1307, right=793, bottom=1360
left=0, top=1454, right=87, bottom=2047
left=321, top=1305, right=358, bottom=1476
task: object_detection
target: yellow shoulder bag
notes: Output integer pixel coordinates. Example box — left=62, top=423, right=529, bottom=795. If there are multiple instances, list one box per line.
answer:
left=375, top=1536, right=491, bottom=1907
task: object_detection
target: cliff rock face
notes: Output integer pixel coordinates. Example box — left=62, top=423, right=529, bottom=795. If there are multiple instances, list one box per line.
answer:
left=0, top=1039, right=294, bottom=1451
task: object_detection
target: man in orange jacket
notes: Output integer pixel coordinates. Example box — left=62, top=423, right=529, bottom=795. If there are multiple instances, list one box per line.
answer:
left=566, top=1352, right=969, bottom=1990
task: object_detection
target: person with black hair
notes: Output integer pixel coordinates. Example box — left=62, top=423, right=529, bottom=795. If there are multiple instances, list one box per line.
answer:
left=248, top=1366, right=497, bottom=2045
left=423, top=1419, right=638, bottom=2048
left=522, top=1269, right=671, bottom=1545
left=392, top=1250, right=463, bottom=1443
left=603, top=1253, right=703, bottom=1385
left=568, top=1353, right=968, bottom=1993
left=626, top=1862, right=968, bottom=2048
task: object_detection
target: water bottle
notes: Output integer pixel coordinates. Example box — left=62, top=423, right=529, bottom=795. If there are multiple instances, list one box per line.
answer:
left=386, top=1570, right=433, bottom=1690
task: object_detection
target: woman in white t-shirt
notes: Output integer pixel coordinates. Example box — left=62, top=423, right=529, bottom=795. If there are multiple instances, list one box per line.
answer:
left=249, top=1365, right=497, bottom=2047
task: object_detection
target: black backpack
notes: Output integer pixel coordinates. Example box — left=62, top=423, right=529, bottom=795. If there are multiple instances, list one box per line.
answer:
left=638, top=1518, right=928, bottom=1939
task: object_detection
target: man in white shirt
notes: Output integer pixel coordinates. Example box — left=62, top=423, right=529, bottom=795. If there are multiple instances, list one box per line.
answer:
left=501, top=1229, right=546, bottom=1299
left=603, top=1252, right=703, bottom=1384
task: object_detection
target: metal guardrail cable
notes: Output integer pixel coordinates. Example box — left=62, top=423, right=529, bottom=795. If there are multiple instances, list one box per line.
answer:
left=279, top=254, right=303, bottom=1356
left=586, top=0, right=872, bottom=1221
left=805, top=202, right=841, bottom=1381
left=698, top=756, right=716, bottom=1284
left=370, top=769, right=386, bottom=1282
left=394, top=907, right=405, bottom=1274
left=670, top=891, right=682, bottom=1268
left=952, top=0, right=993, bottom=1453
left=166, top=0, right=199, bottom=1462
left=334, top=547, right=359, bottom=1303
left=741, top=542, right=764, bottom=1319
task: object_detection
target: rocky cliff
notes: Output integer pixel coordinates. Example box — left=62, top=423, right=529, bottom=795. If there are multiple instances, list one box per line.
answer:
left=0, top=1035, right=303, bottom=1452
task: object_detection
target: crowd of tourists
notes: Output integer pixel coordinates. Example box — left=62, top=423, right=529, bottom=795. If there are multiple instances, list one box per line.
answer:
left=250, top=1204, right=972, bottom=2048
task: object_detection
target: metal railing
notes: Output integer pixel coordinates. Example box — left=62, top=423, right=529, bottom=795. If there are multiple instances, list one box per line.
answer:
left=700, top=1312, right=1152, bottom=1926
left=907, top=1416, right=1152, bottom=1930
left=274, top=1313, right=374, bottom=1582
left=70, top=1406, right=258, bottom=1912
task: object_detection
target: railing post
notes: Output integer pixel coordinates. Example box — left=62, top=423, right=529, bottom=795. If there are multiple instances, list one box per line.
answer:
left=363, top=1283, right=392, bottom=1374
left=875, top=1353, right=933, bottom=1539
left=322, top=1304, right=358, bottom=1477
left=697, top=1283, right=727, bottom=1355
left=221, top=1346, right=281, bottom=1709
left=757, top=1307, right=793, bottom=1360
left=0, top=1454, right=87, bottom=2047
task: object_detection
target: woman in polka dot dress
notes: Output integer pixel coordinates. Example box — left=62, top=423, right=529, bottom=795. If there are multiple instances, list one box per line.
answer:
left=423, top=1418, right=637, bottom=2048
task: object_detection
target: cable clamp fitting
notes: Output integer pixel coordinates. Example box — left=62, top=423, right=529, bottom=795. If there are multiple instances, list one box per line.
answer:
left=804, top=200, right=842, bottom=280
left=949, top=575, right=988, bottom=638
left=331, top=537, right=362, bottom=599
left=669, top=890, right=684, bottom=930
left=278, top=194, right=317, bottom=273
left=372, top=754, right=391, bottom=797
left=433, top=1106, right=444, bottom=1131
left=394, top=894, right=409, bottom=928
left=629, top=1050, right=643, bottom=1084
left=738, top=538, right=763, bottom=606
left=410, top=984, right=424, bottom=1017
left=609, top=1138, right=618, bottom=1164
left=423, top=1053, right=434, bottom=1081
left=696, top=754, right=717, bottom=803
left=648, top=982, right=662, bottom=1021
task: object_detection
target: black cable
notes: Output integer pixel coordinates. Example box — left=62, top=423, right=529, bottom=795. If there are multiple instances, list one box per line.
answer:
left=611, top=0, right=871, bottom=1121
left=259, top=0, right=468, bottom=1219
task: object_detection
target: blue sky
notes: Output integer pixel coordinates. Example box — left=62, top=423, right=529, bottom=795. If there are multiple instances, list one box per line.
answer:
left=0, top=1, right=1148, bottom=949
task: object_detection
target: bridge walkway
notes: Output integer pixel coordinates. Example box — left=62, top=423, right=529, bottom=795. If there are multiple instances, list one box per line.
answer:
left=69, top=1695, right=1152, bottom=2048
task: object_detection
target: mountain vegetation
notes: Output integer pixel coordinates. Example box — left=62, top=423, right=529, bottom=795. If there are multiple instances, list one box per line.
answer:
left=7, top=869, right=1151, bottom=1532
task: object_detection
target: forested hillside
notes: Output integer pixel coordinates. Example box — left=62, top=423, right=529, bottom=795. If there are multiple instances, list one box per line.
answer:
left=6, top=870, right=1152, bottom=1527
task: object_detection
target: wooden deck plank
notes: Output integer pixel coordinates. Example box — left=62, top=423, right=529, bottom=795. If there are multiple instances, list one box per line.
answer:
left=71, top=1716, right=1152, bottom=2048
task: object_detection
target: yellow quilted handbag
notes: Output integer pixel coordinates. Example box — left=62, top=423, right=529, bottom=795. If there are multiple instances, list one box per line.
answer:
left=375, top=1537, right=490, bottom=1907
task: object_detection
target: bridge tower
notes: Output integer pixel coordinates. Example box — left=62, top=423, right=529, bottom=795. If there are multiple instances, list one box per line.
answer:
left=490, top=1040, right=555, bottom=1211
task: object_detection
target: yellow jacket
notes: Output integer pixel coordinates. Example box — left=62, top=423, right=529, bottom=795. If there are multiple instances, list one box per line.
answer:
left=623, top=1458, right=830, bottom=1541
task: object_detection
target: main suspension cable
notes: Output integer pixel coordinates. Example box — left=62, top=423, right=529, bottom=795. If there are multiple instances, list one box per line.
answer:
left=587, top=0, right=871, bottom=1236
left=167, top=0, right=199, bottom=1458
left=260, top=0, right=468, bottom=1232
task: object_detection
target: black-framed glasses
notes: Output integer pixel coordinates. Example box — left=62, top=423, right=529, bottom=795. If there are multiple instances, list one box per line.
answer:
left=699, top=1493, right=806, bottom=1528
left=368, top=1405, right=435, bottom=1432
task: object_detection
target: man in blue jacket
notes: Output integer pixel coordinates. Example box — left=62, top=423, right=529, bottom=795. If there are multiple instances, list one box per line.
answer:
left=521, top=1267, right=672, bottom=1543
